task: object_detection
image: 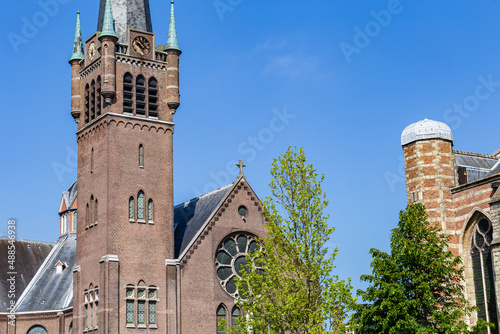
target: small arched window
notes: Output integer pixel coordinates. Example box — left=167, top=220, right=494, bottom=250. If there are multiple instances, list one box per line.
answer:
left=148, top=77, right=158, bottom=118
left=27, top=325, right=48, bottom=334
left=73, top=212, right=77, bottom=232
left=129, top=197, right=135, bottom=221
left=231, top=306, right=241, bottom=328
left=123, top=73, right=134, bottom=114
left=137, top=191, right=145, bottom=221
left=216, top=305, right=227, bottom=334
left=139, top=144, right=144, bottom=167
left=85, top=84, right=90, bottom=123
left=91, top=80, right=96, bottom=120
left=471, top=218, right=498, bottom=328
left=91, top=196, right=95, bottom=224
left=148, top=199, right=154, bottom=223
left=136, top=75, right=146, bottom=115
left=96, top=76, right=102, bottom=116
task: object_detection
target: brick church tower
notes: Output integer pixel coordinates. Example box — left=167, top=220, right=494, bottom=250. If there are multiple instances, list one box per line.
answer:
left=68, top=0, right=181, bottom=332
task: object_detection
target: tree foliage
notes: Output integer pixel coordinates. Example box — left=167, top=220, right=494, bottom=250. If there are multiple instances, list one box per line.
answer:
left=351, top=203, right=490, bottom=334
left=225, top=147, right=354, bottom=334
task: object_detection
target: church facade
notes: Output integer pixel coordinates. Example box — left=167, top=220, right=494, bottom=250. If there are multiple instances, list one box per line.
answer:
left=0, top=0, right=266, bottom=333
left=401, top=119, right=500, bottom=332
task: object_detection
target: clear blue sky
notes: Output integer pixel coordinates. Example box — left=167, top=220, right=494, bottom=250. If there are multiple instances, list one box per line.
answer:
left=1, top=0, right=500, bottom=294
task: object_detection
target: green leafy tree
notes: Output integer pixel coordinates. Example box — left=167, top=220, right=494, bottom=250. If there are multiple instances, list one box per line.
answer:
left=351, top=203, right=490, bottom=334
left=224, top=147, right=354, bottom=334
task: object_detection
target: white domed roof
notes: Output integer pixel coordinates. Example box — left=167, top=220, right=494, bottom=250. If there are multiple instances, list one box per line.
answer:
left=401, top=119, right=453, bottom=146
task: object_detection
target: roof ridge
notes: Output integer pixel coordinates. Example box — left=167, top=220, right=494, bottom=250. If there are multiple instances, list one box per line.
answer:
left=453, top=150, right=498, bottom=159
left=174, top=182, right=234, bottom=208
left=0, top=237, right=55, bottom=245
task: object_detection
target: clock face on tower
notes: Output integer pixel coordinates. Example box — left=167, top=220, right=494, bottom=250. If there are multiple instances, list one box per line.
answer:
left=132, top=36, right=151, bottom=56
left=88, top=42, right=97, bottom=61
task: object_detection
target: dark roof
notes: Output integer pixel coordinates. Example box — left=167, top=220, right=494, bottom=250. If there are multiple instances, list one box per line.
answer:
left=0, top=238, right=54, bottom=312
left=174, top=183, right=233, bottom=258
left=488, top=162, right=500, bottom=177
left=454, top=151, right=498, bottom=169
left=60, top=181, right=78, bottom=213
left=15, top=235, right=76, bottom=312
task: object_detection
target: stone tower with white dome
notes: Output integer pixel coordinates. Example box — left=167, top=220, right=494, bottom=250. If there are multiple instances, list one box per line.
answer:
left=401, top=118, right=500, bottom=330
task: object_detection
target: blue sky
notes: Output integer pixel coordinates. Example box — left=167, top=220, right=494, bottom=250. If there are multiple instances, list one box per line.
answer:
left=1, top=0, right=500, bottom=294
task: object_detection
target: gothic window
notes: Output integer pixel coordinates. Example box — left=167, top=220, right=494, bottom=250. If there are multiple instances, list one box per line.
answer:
left=136, top=75, right=146, bottom=116
left=83, top=286, right=99, bottom=331
left=231, top=306, right=241, bottom=327
left=148, top=77, right=158, bottom=117
left=139, top=144, right=144, bottom=167
left=27, top=325, right=48, bottom=334
left=96, top=76, right=102, bottom=116
left=137, top=191, right=145, bottom=221
left=471, top=218, right=498, bottom=332
left=86, top=204, right=89, bottom=225
left=123, top=73, right=134, bottom=114
left=91, top=148, right=94, bottom=173
left=91, top=79, right=96, bottom=120
left=129, top=197, right=135, bottom=221
left=215, top=233, right=261, bottom=298
left=72, top=212, right=77, bottom=232
left=125, top=284, right=158, bottom=328
left=148, top=199, right=154, bottom=223
left=94, top=199, right=98, bottom=224
left=216, top=304, right=227, bottom=334
left=85, top=84, right=90, bottom=123
left=91, top=196, right=95, bottom=224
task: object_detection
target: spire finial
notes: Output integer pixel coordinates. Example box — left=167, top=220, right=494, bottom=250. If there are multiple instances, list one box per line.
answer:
left=70, top=11, right=85, bottom=61
left=165, top=0, right=181, bottom=51
left=236, top=160, right=246, bottom=177
left=100, top=0, right=117, bottom=39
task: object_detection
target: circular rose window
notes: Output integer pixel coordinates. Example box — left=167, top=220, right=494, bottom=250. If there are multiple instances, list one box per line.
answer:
left=215, top=233, right=260, bottom=298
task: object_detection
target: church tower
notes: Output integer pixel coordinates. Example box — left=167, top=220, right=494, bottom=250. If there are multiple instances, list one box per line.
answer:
left=69, top=0, right=181, bottom=332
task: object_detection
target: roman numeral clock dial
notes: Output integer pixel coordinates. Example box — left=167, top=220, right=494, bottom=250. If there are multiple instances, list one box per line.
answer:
left=132, top=36, right=151, bottom=56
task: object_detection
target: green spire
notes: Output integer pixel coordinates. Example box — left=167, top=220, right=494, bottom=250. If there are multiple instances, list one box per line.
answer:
left=100, top=0, right=117, bottom=39
left=166, top=0, right=181, bottom=51
left=70, top=11, right=84, bottom=61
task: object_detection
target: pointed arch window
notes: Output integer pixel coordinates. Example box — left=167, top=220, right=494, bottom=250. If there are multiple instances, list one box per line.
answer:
left=137, top=191, right=145, bottom=221
left=91, top=79, right=96, bottom=120
left=123, top=73, right=134, bottom=114
left=148, top=77, right=158, bottom=118
left=91, top=148, right=94, bottom=173
left=136, top=75, right=146, bottom=116
left=139, top=144, right=144, bottom=167
left=129, top=197, right=135, bottom=221
left=471, top=218, right=498, bottom=332
left=148, top=199, right=154, bottom=223
left=96, top=76, right=102, bottom=116
left=231, top=306, right=241, bottom=328
left=217, top=305, right=227, bottom=334
left=85, top=84, right=90, bottom=123
left=86, top=203, right=90, bottom=226
left=91, top=196, right=95, bottom=225
left=94, top=199, right=98, bottom=224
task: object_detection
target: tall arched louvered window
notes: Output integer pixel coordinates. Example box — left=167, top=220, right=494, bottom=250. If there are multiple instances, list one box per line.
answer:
left=217, top=305, right=227, bottom=334
left=85, top=84, right=90, bottom=123
left=96, top=76, right=102, bottom=116
left=139, top=144, right=144, bottom=167
left=129, top=197, right=135, bottom=221
left=123, top=73, right=134, bottom=114
left=137, top=191, right=145, bottom=220
left=136, top=75, right=146, bottom=116
left=91, top=80, right=96, bottom=120
left=27, top=325, right=48, bottom=334
left=471, top=218, right=498, bottom=333
left=148, top=77, right=158, bottom=118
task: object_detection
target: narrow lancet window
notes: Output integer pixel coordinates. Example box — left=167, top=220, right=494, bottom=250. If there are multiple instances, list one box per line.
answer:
left=217, top=305, right=227, bottom=334
left=139, top=144, right=144, bottom=167
left=129, top=197, right=135, bottom=221
left=148, top=199, right=153, bottom=223
left=91, top=80, right=96, bottom=120
left=85, top=84, right=90, bottom=123
left=137, top=191, right=145, bottom=221
left=97, top=76, right=102, bottom=116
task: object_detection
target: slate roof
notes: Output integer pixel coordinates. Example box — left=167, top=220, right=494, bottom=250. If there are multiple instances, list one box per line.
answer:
left=0, top=238, right=54, bottom=312
left=15, top=234, right=76, bottom=312
left=174, top=183, right=233, bottom=258
left=454, top=151, right=498, bottom=169
left=61, top=181, right=78, bottom=212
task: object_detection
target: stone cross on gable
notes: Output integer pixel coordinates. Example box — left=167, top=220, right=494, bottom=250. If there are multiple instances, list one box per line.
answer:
left=236, top=160, right=246, bottom=176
